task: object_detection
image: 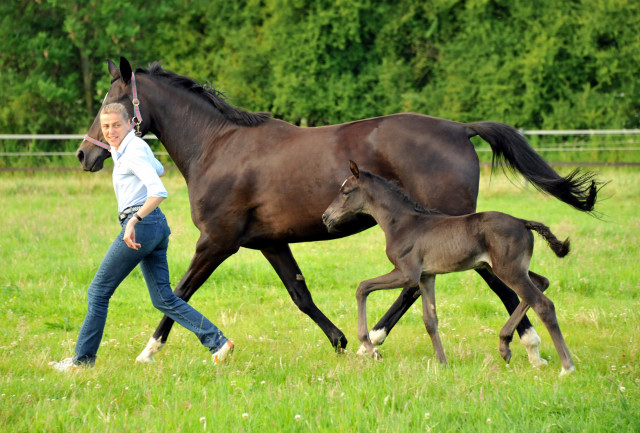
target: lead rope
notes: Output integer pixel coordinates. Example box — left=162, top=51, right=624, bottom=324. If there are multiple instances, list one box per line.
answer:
left=83, top=72, right=143, bottom=149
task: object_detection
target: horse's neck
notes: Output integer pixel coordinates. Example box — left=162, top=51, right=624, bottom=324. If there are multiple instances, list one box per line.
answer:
left=366, top=182, right=422, bottom=232
left=142, top=78, right=231, bottom=180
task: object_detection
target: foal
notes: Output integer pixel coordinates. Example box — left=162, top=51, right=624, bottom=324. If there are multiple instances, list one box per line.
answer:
left=322, top=161, right=575, bottom=375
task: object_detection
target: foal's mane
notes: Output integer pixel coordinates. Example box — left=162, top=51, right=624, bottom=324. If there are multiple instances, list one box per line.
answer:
left=138, top=62, right=271, bottom=127
left=362, top=170, right=442, bottom=215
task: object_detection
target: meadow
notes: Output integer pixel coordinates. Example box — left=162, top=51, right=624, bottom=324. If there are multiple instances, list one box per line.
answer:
left=0, top=166, right=638, bottom=432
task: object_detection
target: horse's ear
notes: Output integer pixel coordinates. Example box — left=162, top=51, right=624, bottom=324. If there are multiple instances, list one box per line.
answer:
left=107, top=59, right=120, bottom=79
left=349, top=160, right=360, bottom=178
left=119, top=57, right=132, bottom=84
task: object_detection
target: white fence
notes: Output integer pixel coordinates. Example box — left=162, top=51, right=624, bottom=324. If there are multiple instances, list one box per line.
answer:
left=1, top=130, right=639, bottom=162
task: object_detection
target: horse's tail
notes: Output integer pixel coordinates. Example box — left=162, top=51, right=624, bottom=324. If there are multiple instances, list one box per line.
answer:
left=466, top=121, right=601, bottom=213
left=524, top=220, right=570, bottom=258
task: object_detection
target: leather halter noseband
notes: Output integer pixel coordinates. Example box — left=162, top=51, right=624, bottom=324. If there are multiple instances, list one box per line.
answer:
left=83, top=72, right=143, bottom=150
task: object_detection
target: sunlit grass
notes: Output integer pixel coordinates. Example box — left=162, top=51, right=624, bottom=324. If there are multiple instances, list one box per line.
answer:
left=0, top=167, right=638, bottom=432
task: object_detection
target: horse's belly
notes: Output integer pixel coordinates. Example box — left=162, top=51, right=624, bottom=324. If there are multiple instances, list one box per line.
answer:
left=422, top=251, right=491, bottom=274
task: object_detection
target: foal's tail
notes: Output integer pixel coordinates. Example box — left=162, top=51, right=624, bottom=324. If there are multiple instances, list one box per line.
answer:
left=466, top=121, right=602, bottom=213
left=524, top=221, right=571, bottom=258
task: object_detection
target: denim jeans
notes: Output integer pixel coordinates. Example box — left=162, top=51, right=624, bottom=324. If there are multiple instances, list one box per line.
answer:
left=74, top=208, right=227, bottom=365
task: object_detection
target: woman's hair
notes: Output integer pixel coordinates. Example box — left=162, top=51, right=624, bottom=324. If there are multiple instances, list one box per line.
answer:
left=100, top=103, right=129, bottom=121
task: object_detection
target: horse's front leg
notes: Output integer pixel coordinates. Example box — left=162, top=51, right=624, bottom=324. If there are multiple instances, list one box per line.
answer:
left=358, top=285, right=421, bottom=355
left=419, top=274, right=447, bottom=365
left=355, top=269, right=417, bottom=360
left=476, top=268, right=545, bottom=367
left=136, top=234, right=237, bottom=363
left=261, top=244, right=347, bottom=351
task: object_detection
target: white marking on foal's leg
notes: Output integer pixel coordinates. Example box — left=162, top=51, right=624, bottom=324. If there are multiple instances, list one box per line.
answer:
left=357, top=328, right=388, bottom=356
left=521, top=328, right=548, bottom=367
left=135, top=337, right=165, bottom=363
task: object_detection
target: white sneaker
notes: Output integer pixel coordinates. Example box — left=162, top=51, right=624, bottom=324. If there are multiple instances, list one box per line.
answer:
left=49, top=357, right=79, bottom=372
left=212, top=340, right=234, bottom=364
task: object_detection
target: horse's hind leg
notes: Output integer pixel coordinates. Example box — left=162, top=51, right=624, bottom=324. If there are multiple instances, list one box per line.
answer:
left=419, top=275, right=447, bottom=365
left=499, top=271, right=549, bottom=366
left=136, top=235, right=237, bottom=363
left=476, top=268, right=544, bottom=366
left=262, top=244, right=347, bottom=351
left=498, top=273, right=574, bottom=375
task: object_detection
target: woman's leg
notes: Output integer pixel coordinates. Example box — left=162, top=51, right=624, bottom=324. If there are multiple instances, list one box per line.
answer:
left=139, top=218, right=228, bottom=353
left=74, top=227, right=149, bottom=365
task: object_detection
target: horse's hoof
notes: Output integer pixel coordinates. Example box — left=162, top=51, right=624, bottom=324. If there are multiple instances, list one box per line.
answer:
left=135, top=337, right=164, bottom=363
left=356, top=344, right=368, bottom=357
left=531, top=357, right=548, bottom=368
left=559, top=365, right=575, bottom=377
left=135, top=355, right=154, bottom=364
left=372, top=349, right=383, bottom=361
left=335, top=346, right=347, bottom=355
left=500, top=346, right=512, bottom=364
left=521, top=328, right=547, bottom=367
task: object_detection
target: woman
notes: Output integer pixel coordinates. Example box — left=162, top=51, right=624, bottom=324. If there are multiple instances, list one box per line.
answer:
left=51, top=103, right=233, bottom=371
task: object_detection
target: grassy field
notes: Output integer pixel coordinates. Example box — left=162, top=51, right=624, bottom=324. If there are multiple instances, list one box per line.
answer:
left=0, top=166, right=638, bottom=432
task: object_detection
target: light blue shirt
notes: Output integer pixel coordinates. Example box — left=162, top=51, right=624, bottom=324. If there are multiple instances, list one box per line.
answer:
left=110, top=130, right=167, bottom=212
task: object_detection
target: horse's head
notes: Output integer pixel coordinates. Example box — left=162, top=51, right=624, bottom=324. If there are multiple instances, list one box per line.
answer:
left=76, top=57, right=145, bottom=171
left=322, top=161, right=368, bottom=233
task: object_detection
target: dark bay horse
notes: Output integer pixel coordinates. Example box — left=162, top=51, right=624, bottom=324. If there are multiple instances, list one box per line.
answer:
left=323, top=161, right=574, bottom=375
left=76, top=57, right=599, bottom=363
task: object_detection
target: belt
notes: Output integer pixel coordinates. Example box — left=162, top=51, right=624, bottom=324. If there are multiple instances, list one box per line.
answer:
left=118, top=205, right=143, bottom=222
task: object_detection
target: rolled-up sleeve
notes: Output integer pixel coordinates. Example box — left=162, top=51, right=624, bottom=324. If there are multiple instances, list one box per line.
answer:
left=125, top=147, right=168, bottom=198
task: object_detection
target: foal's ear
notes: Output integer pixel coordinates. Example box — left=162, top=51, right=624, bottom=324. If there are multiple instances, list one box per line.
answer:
left=119, top=57, right=132, bottom=84
left=349, top=160, right=360, bottom=178
left=107, top=59, right=119, bottom=79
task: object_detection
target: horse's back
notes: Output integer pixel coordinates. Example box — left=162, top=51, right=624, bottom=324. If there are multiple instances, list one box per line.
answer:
left=192, top=113, right=483, bottom=245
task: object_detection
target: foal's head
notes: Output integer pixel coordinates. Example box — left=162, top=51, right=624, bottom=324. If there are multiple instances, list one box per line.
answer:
left=322, top=161, right=367, bottom=233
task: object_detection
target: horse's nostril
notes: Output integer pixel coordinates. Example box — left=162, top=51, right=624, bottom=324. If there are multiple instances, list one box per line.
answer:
left=76, top=149, right=84, bottom=164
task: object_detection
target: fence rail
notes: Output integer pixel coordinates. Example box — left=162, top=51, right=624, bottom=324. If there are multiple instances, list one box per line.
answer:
left=1, top=130, right=639, bottom=168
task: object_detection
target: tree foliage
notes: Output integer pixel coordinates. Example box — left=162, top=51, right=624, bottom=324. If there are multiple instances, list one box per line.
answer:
left=1, top=0, right=638, bottom=142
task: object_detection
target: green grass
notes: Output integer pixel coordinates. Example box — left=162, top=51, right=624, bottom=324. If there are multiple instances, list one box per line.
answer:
left=0, top=167, right=638, bottom=432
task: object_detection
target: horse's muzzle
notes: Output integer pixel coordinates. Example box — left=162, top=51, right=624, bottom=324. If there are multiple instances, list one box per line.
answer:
left=321, top=212, right=338, bottom=233
left=76, top=146, right=108, bottom=172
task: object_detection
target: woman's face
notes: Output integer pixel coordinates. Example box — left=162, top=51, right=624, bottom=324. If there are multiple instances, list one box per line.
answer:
left=100, top=112, right=130, bottom=149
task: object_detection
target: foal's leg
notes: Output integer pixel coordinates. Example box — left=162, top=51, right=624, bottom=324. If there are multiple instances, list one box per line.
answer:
left=476, top=268, right=544, bottom=366
left=357, top=285, right=420, bottom=355
left=499, top=271, right=549, bottom=366
left=356, top=269, right=416, bottom=360
left=136, top=234, right=237, bottom=363
left=419, top=274, right=447, bottom=365
left=262, top=244, right=347, bottom=351
left=364, top=268, right=543, bottom=364
left=498, top=272, right=574, bottom=375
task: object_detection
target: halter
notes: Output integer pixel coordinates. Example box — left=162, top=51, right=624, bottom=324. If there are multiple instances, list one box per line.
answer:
left=83, top=72, right=143, bottom=150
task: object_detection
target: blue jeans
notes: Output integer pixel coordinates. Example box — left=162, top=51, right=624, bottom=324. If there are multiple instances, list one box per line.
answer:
left=74, top=208, right=227, bottom=365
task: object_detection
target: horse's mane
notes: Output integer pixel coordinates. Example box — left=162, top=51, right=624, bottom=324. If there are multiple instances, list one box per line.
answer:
left=362, top=170, right=442, bottom=215
left=138, top=62, right=270, bottom=127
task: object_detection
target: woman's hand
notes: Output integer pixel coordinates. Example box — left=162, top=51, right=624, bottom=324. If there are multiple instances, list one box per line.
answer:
left=123, top=218, right=141, bottom=250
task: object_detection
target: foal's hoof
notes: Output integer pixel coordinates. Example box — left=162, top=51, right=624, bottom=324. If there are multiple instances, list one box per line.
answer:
left=500, top=346, right=512, bottom=364
left=372, top=348, right=383, bottom=361
left=559, top=365, right=575, bottom=377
